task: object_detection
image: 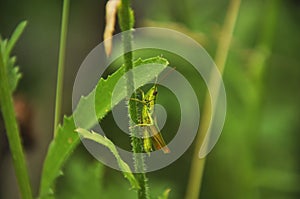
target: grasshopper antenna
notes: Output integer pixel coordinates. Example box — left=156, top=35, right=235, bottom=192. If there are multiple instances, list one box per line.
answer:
left=156, top=67, right=176, bottom=85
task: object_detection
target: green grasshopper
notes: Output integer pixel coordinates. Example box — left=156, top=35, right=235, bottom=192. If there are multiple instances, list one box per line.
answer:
left=131, top=80, right=171, bottom=154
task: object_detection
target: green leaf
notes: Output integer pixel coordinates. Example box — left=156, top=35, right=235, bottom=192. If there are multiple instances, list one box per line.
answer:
left=0, top=21, right=31, bottom=199
left=39, top=56, right=169, bottom=198
left=76, top=128, right=140, bottom=190
left=39, top=116, right=78, bottom=199
left=0, top=21, right=26, bottom=92
left=56, top=147, right=104, bottom=199
left=6, top=21, right=27, bottom=58
left=7, top=56, right=22, bottom=92
left=158, top=189, right=171, bottom=199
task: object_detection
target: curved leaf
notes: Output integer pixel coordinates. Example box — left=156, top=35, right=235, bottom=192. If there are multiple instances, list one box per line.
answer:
left=39, top=56, right=169, bottom=198
left=76, top=128, right=140, bottom=190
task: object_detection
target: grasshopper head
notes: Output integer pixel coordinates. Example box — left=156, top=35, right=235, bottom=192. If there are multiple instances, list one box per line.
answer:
left=145, top=85, right=158, bottom=102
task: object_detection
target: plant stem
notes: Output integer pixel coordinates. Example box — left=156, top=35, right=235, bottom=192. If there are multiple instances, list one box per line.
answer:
left=185, top=0, right=241, bottom=198
left=118, top=1, right=149, bottom=198
left=0, top=53, right=33, bottom=199
left=54, top=0, right=70, bottom=137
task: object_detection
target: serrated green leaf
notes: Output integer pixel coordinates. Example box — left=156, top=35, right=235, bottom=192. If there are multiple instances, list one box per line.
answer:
left=73, top=56, right=169, bottom=129
left=39, top=56, right=169, bottom=198
left=0, top=21, right=26, bottom=92
left=39, top=116, right=78, bottom=198
left=76, top=128, right=140, bottom=190
left=7, top=57, right=22, bottom=91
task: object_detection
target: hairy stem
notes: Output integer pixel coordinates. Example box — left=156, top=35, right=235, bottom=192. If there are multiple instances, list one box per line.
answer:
left=54, top=0, right=70, bottom=137
left=0, top=52, right=33, bottom=199
left=118, top=0, right=149, bottom=198
left=185, top=0, right=241, bottom=198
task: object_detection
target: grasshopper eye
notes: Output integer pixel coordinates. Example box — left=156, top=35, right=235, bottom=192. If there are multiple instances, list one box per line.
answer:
left=153, top=91, right=158, bottom=96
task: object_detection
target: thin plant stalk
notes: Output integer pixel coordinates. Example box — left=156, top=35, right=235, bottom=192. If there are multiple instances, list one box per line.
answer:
left=54, top=0, right=70, bottom=137
left=0, top=54, right=33, bottom=199
left=118, top=0, right=149, bottom=198
left=185, top=0, right=241, bottom=198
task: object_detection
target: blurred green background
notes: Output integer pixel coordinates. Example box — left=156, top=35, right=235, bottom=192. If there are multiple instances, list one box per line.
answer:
left=0, top=0, right=300, bottom=198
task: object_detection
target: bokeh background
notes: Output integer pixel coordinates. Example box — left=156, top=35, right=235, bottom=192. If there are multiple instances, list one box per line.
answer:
left=0, top=0, right=299, bottom=198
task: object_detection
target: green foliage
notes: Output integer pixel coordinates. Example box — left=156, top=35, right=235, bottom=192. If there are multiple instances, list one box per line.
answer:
left=0, top=21, right=26, bottom=92
left=55, top=147, right=104, bottom=199
left=39, top=116, right=78, bottom=198
left=1, top=0, right=300, bottom=199
left=5, top=21, right=27, bottom=58
left=76, top=128, right=140, bottom=190
left=0, top=21, right=32, bottom=199
left=39, top=56, right=169, bottom=198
